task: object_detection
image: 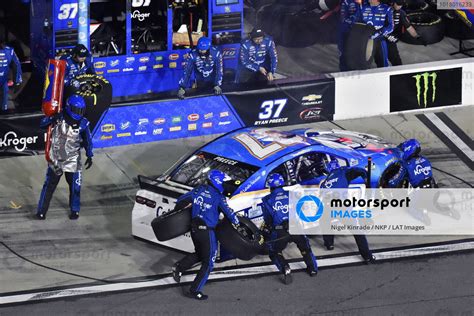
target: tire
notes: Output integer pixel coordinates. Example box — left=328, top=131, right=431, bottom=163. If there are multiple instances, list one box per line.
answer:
left=151, top=201, right=192, bottom=242
left=399, top=12, right=445, bottom=45
left=405, top=0, right=429, bottom=13
left=344, top=23, right=376, bottom=71
left=216, top=217, right=265, bottom=261
left=64, top=74, right=113, bottom=132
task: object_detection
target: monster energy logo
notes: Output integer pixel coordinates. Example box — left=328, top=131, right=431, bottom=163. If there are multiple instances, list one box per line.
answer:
left=413, top=72, right=437, bottom=108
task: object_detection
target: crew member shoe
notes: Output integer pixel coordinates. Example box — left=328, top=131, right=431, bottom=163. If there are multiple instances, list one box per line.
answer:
left=307, top=268, right=318, bottom=277
left=184, top=290, right=208, bottom=300
left=363, top=255, right=377, bottom=264
left=69, top=212, right=79, bottom=220
left=172, top=265, right=182, bottom=283
left=325, top=245, right=334, bottom=251
left=283, top=266, right=292, bottom=285
left=36, top=213, right=46, bottom=220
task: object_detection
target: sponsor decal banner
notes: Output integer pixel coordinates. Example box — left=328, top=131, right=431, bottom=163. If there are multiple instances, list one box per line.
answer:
left=225, top=77, right=335, bottom=127
left=93, top=96, right=242, bottom=148
left=390, top=68, right=462, bottom=112
left=288, top=188, right=474, bottom=235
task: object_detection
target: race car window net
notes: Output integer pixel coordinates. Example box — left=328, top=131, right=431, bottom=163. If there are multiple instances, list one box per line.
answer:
left=170, top=151, right=259, bottom=194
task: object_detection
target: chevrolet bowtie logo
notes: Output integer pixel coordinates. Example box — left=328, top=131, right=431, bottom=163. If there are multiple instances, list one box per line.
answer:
left=302, top=94, right=322, bottom=101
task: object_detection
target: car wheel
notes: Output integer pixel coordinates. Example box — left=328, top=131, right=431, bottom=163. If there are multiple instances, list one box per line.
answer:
left=216, top=217, right=265, bottom=261
left=151, top=200, right=192, bottom=242
left=64, top=74, right=113, bottom=131
left=344, top=23, right=376, bottom=71
left=399, top=12, right=445, bottom=45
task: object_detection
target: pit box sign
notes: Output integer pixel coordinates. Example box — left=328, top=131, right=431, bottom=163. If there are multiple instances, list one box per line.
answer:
left=225, top=77, right=335, bottom=127
left=390, top=67, right=462, bottom=112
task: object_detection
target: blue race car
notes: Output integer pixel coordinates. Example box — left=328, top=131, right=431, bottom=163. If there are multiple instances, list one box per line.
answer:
left=132, top=127, right=410, bottom=252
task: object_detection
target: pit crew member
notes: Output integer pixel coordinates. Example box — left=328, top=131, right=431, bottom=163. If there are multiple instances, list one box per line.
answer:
left=36, top=95, right=93, bottom=220
left=0, top=40, right=22, bottom=111
left=177, top=37, right=223, bottom=99
left=261, top=173, right=318, bottom=284
left=61, top=44, right=96, bottom=89
left=360, top=0, right=394, bottom=68
left=320, top=160, right=376, bottom=263
left=400, top=139, right=435, bottom=188
left=339, top=0, right=360, bottom=71
left=374, top=0, right=424, bottom=67
left=172, top=170, right=240, bottom=300
left=237, top=27, right=278, bottom=84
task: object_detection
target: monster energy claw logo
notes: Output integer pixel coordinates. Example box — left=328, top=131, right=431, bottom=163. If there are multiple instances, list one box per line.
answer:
left=413, top=72, right=437, bottom=108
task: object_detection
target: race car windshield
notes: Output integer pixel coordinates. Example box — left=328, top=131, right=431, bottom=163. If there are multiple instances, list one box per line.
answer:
left=170, top=151, right=259, bottom=193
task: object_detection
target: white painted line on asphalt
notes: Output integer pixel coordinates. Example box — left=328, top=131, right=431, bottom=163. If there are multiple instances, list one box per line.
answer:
left=425, top=113, right=474, bottom=161
left=1, top=241, right=473, bottom=306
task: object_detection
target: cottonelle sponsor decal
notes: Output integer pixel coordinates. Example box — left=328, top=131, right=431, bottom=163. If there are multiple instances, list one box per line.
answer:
left=188, top=114, right=199, bottom=121
left=301, top=94, right=322, bottom=106
left=0, top=132, right=38, bottom=152
left=299, top=107, right=322, bottom=121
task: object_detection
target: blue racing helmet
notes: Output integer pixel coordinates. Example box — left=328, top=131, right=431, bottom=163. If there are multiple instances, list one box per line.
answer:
left=208, top=169, right=226, bottom=193
left=401, top=139, right=421, bottom=160
left=197, top=37, right=211, bottom=51
left=267, top=173, right=285, bottom=189
left=65, top=95, right=86, bottom=120
left=326, top=159, right=341, bottom=173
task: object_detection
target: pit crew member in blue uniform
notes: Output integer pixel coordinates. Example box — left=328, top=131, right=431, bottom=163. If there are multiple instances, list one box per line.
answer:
left=339, top=0, right=360, bottom=71
left=0, top=41, right=22, bottom=111
left=400, top=139, right=435, bottom=188
left=261, top=173, right=318, bottom=284
left=374, top=0, right=424, bottom=67
left=36, top=95, right=93, bottom=220
left=320, top=160, right=376, bottom=263
left=360, top=0, right=394, bottom=68
left=62, top=44, right=96, bottom=89
left=177, top=37, right=223, bottom=99
left=172, top=170, right=240, bottom=300
left=237, top=27, right=278, bottom=84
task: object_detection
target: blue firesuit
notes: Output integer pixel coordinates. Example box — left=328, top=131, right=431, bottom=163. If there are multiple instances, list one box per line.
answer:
left=37, top=114, right=93, bottom=216
left=339, top=0, right=360, bottom=71
left=360, top=3, right=394, bottom=67
left=0, top=46, right=22, bottom=110
left=175, top=184, right=239, bottom=293
left=61, top=54, right=96, bottom=88
left=261, top=187, right=318, bottom=273
left=403, top=156, right=434, bottom=188
left=179, top=47, right=223, bottom=89
left=320, top=166, right=373, bottom=260
left=237, top=36, right=278, bottom=83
